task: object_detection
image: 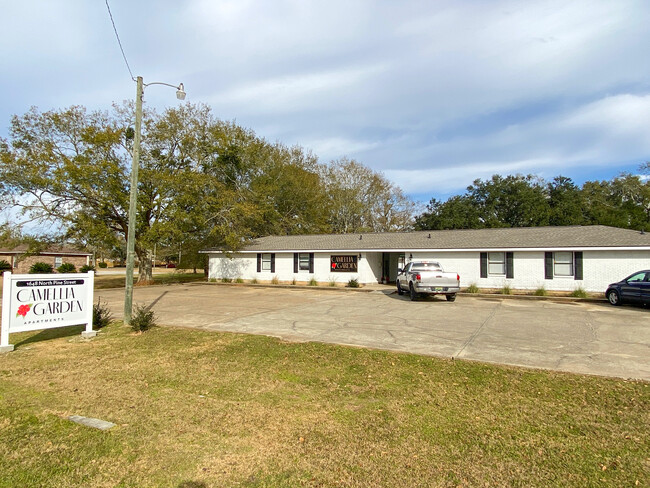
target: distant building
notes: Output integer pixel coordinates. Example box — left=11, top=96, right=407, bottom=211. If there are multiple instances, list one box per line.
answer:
left=0, top=245, right=92, bottom=273
left=201, top=225, right=650, bottom=292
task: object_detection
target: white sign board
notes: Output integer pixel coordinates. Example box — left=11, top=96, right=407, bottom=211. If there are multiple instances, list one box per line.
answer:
left=1, top=272, right=95, bottom=352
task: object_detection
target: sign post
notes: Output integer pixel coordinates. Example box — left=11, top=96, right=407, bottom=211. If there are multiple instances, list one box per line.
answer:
left=1, top=272, right=95, bottom=353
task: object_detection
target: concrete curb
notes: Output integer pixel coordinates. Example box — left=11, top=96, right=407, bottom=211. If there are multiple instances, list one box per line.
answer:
left=197, top=281, right=608, bottom=302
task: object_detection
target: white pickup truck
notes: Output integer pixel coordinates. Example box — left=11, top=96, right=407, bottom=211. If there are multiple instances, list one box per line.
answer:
left=396, top=261, right=460, bottom=301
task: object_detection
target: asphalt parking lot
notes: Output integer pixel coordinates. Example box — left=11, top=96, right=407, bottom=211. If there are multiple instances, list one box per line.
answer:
left=97, top=283, right=650, bottom=381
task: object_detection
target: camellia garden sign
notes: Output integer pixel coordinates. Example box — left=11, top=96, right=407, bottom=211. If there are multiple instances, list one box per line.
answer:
left=1, top=272, right=96, bottom=352
left=330, top=255, right=358, bottom=272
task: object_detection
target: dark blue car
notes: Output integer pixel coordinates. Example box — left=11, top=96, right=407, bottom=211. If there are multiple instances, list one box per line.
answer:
left=605, top=270, right=650, bottom=306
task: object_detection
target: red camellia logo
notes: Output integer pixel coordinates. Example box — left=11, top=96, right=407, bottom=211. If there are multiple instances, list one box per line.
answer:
left=17, top=304, right=32, bottom=318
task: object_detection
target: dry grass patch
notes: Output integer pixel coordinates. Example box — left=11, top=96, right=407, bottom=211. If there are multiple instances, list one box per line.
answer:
left=0, top=324, right=648, bottom=487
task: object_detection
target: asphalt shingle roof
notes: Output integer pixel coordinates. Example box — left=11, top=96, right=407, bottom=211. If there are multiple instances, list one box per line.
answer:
left=203, top=225, right=650, bottom=253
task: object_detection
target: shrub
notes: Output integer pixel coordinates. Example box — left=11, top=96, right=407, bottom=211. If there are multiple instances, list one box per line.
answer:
left=291, top=277, right=297, bottom=285
left=98, top=262, right=108, bottom=268
left=29, top=262, right=54, bottom=274
left=250, top=278, right=258, bottom=284
left=80, top=265, right=95, bottom=273
left=308, top=277, right=318, bottom=286
left=0, top=260, right=12, bottom=275
left=500, top=284, right=512, bottom=295
left=92, top=298, right=113, bottom=329
left=235, top=277, right=244, bottom=283
left=347, top=278, right=360, bottom=288
left=57, top=263, right=76, bottom=273
left=534, top=286, right=548, bottom=296
left=466, top=283, right=479, bottom=294
left=570, top=287, right=588, bottom=298
left=221, top=277, right=232, bottom=283
left=130, top=304, right=156, bottom=332
left=328, top=277, right=338, bottom=287
left=271, top=276, right=280, bottom=284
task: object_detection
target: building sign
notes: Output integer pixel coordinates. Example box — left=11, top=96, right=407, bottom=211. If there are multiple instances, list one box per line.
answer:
left=1, top=272, right=95, bottom=352
left=330, top=255, right=358, bottom=273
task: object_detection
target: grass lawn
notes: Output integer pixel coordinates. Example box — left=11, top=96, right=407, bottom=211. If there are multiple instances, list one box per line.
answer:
left=93, top=272, right=206, bottom=289
left=0, top=323, right=648, bottom=487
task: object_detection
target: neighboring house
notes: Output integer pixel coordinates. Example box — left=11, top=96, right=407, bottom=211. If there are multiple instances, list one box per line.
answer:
left=0, top=245, right=92, bottom=273
left=201, top=225, right=650, bottom=293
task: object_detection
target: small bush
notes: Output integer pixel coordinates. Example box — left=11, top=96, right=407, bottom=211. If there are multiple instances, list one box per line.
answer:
left=466, top=283, right=479, bottom=294
left=271, top=276, right=280, bottom=285
left=328, top=277, right=338, bottom=287
left=57, top=263, right=76, bottom=273
left=80, top=265, right=95, bottom=273
left=347, top=278, right=359, bottom=288
left=208, top=278, right=217, bottom=282
left=500, top=284, right=512, bottom=295
left=0, top=260, right=12, bottom=275
left=92, top=298, right=113, bottom=329
left=221, top=277, right=232, bottom=283
left=235, top=277, right=244, bottom=283
left=291, top=277, right=297, bottom=285
left=308, top=277, right=318, bottom=286
left=570, top=287, right=588, bottom=298
left=98, top=262, right=108, bottom=268
left=29, top=262, right=54, bottom=274
left=130, top=304, right=156, bottom=332
left=250, top=278, right=258, bottom=284
left=534, top=286, right=548, bottom=296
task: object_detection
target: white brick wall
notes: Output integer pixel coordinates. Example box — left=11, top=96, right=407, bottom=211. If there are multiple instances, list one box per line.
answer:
left=209, top=252, right=382, bottom=285
left=208, top=249, right=650, bottom=292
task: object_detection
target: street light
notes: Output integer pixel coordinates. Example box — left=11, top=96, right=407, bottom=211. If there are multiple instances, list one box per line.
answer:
left=124, top=76, right=186, bottom=325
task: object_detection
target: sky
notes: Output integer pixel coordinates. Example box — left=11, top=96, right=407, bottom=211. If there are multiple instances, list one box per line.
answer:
left=1, top=0, right=649, bottom=204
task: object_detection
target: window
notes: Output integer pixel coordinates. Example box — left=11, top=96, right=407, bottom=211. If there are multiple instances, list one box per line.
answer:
left=256, top=253, right=275, bottom=273
left=627, top=272, right=646, bottom=283
left=299, top=253, right=310, bottom=271
left=261, top=254, right=272, bottom=271
left=488, top=252, right=505, bottom=276
left=545, top=252, right=582, bottom=280
left=54, top=257, right=63, bottom=268
left=293, top=253, right=314, bottom=273
left=480, top=252, right=513, bottom=278
left=553, top=252, right=573, bottom=277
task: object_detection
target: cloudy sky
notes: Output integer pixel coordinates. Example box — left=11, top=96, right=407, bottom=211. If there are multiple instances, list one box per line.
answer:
left=1, top=0, right=649, bottom=202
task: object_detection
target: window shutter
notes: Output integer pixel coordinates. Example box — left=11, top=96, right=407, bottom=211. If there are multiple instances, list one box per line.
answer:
left=270, top=254, right=276, bottom=273
left=506, top=252, right=514, bottom=279
left=293, top=253, right=298, bottom=273
left=574, top=252, right=583, bottom=280
left=480, top=253, right=487, bottom=278
left=309, top=253, right=314, bottom=273
left=257, top=253, right=261, bottom=273
left=545, top=252, right=553, bottom=280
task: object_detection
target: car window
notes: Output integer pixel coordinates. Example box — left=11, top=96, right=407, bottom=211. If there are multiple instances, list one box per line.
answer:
left=627, top=272, right=646, bottom=282
left=411, top=263, right=442, bottom=272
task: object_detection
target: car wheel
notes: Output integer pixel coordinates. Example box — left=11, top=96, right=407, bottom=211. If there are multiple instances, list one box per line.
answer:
left=397, top=281, right=404, bottom=295
left=409, top=283, right=417, bottom=301
left=607, top=289, right=621, bottom=306
left=446, top=293, right=456, bottom=302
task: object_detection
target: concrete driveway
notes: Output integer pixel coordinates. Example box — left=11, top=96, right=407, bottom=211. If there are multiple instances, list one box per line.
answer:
left=97, top=283, right=650, bottom=381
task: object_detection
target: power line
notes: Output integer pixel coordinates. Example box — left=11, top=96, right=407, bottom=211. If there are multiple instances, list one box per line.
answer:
left=105, top=0, right=135, bottom=81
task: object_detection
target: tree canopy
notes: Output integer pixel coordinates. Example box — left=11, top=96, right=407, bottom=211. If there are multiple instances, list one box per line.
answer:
left=415, top=170, right=650, bottom=231
left=0, top=103, right=416, bottom=280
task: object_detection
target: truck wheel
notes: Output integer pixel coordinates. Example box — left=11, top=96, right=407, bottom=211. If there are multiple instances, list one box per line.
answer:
left=446, top=293, right=457, bottom=302
left=607, top=289, right=621, bottom=306
left=396, top=281, right=404, bottom=295
left=409, top=283, right=417, bottom=301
